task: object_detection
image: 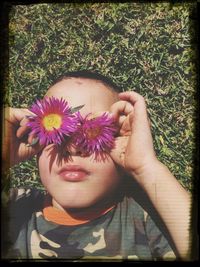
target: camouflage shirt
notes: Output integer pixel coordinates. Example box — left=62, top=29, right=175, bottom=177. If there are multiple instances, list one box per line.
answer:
left=4, top=188, right=176, bottom=261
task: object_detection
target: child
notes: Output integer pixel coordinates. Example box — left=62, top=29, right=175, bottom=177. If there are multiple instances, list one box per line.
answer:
left=2, top=71, right=191, bottom=261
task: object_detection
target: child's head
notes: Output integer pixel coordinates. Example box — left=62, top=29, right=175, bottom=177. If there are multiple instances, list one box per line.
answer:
left=37, top=71, right=123, bottom=210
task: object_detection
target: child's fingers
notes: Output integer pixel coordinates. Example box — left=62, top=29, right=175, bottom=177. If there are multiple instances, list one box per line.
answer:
left=119, top=114, right=132, bottom=136
left=27, top=133, right=38, bottom=145
left=15, top=111, right=35, bottom=139
left=110, top=100, right=134, bottom=135
left=110, top=136, right=128, bottom=168
left=18, top=141, right=43, bottom=162
left=110, top=100, right=134, bottom=120
left=8, top=108, right=34, bottom=124
left=16, top=125, right=30, bottom=139
left=118, top=91, right=148, bottom=120
left=119, top=91, right=150, bottom=131
left=19, top=117, right=30, bottom=127
left=6, top=108, right=33, bottom=138
left=118, top=115, right=126, bottom=126
left=119, top=91, right=144, bottom=103
left=119, top=92, right=154, bottom=154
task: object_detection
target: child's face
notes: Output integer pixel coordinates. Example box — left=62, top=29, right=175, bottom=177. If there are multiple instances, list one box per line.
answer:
left=38, top=78, right=121, bottom=210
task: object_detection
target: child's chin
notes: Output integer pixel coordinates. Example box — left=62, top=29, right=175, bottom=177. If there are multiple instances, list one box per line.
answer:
left=52, top=191, right=102, bottom=211
left=59, top=199, right=96, bottom=210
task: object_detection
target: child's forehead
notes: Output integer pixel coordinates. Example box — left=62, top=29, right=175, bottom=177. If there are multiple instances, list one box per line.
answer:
left=46, top=78, right=118, bottom=114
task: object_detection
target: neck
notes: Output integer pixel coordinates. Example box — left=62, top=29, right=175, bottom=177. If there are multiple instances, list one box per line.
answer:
left=47, top=190, right=123, bottom=221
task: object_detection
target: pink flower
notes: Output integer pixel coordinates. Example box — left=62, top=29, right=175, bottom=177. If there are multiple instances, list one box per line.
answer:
left=73, top=112, right=117, bottom=156
left=26, top=97, right=79, bottom=146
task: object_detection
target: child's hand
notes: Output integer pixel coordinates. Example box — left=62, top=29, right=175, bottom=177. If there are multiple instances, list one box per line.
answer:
left=110, top=91, right=158, bottom=178
left=2, top=107, right=43, bottom=170
left=110, top=92, right=191, bottom=259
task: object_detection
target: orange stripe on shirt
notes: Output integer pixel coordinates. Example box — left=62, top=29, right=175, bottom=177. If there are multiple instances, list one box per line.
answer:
left=43, top=205, right=115, bottom=226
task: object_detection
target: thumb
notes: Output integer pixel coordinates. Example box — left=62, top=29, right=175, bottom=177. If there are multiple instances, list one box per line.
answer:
left=110, top=136, right=128, bottom=168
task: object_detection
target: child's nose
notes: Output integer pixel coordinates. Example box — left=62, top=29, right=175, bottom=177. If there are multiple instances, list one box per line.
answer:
left=67, top=144, right=78, bottom=155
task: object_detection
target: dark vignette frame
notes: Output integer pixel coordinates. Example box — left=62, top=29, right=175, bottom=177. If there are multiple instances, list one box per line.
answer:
left=0, top=0, right=199, bottom=263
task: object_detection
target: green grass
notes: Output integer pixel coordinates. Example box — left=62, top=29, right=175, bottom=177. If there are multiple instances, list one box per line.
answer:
left=6, top=2, right=197, bottom=192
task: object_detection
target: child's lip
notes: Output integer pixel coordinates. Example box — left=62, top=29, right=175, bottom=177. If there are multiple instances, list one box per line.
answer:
left=58, top=165, right=90, bottom=182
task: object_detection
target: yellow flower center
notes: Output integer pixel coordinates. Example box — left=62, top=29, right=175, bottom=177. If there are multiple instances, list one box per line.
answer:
left=42, top=114, right=62, bottom=131
left=86, top=126, right=101, bottom=140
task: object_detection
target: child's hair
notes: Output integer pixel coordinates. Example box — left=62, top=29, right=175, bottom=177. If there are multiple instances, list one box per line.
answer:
left=50, top=70, right=122, bottom=93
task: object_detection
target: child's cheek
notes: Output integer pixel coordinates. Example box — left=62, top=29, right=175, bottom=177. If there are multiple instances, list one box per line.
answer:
left=37, top=150, right=51, bottom=181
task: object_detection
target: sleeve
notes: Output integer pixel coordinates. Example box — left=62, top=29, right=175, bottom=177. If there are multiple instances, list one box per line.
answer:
left=6, top=188, right=45, bottom=245
left=144, top=212, right=176, bottom=261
